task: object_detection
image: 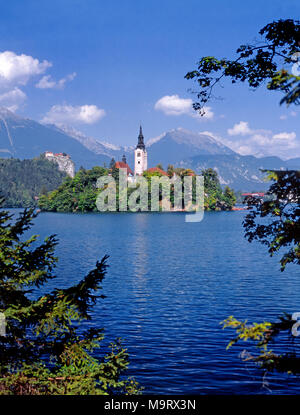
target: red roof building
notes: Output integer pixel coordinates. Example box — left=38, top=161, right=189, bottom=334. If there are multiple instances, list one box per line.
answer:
left=115, top=161, right=133, bottom=175
left=146, top=167, right=168, bottom=176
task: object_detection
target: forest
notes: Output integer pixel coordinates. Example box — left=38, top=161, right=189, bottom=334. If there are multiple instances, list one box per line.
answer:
left=0, top=156, right=67, bottom=207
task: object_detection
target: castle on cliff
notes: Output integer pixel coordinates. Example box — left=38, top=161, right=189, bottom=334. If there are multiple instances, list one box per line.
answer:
left=44, top=151, right=75, bottom=178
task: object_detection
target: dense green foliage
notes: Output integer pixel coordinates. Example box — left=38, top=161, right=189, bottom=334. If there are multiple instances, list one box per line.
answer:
left=222, top=313, right=300, bottom=376
left=244, top=170, right=300, bottom=271
left=38, top=166, right=108, bottom=212
left=0, top=202, right=141, bottom=394
left=39, top=165, right=236, bottom=212
left=0, top=156, right=67, bottom=208
left=202, top=168, right=236, bottom=210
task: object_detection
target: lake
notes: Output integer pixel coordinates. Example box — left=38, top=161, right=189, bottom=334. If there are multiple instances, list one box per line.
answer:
left=13, top=209, right=300, bottom=394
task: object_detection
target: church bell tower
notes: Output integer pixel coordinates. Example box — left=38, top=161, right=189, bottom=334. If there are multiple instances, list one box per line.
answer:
left=134, top=126, right=147, bottom=176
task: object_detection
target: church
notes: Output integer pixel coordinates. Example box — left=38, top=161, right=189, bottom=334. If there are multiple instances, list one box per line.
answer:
left=113, top=126, right=166, bottom=179
left=134, top=126, right=147, bottom=175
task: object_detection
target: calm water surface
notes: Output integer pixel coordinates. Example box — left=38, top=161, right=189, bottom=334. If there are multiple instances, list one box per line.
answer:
left=14, top=210, right=300, bottom=394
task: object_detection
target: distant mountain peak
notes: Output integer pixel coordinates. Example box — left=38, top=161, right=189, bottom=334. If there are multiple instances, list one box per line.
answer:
left=0, top=107, right=22, bottom=121
left=0, top=107, right=298, bottom=190
left=146, top=132, right=167, bottom=146
left=52, top=124, right=131, bottom=155
left=0, top=108, right=111, bottom=168
left=146, top=128, right=235, bottom=157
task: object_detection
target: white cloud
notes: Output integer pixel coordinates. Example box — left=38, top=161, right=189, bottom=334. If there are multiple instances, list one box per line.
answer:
left=35, top=76, right=55, bottom=89
left=279, top=111, right=298, bottom=120
left=0, top=51, right=52, bottom=111
left=155, top=94, right=192, bottom=115
left=0, top=87, right=26, bottom=111
left=227, top=121, right=252, bottom=136
left=41, top=104, right=106, bottom=125
left=154, top=94, right=213, bottom=119
left=222, top=121, right=299, bottom=158
left=273, top=132, right=296, bottom=140
left=35, top=72, right=76, bottom=89
left=0, top=51, right=51, bottom=87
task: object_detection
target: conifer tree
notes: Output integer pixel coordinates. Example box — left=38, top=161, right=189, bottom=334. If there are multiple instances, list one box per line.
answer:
left=0, top=201, right=141, bottom=394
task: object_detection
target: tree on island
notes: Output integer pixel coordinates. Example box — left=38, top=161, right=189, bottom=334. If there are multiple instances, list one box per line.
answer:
left=0, top=201, right=141, bottom=394
left=109, top=158, right=116, bottom=170
left=222, top=186, right=237, bottom=209
left=156, top=163, right=164, bottom=171
left=39, top=165, right=236, bottom=212
left=186, top=19, right=300, bottom=377
left=167, top=164, right=175, bottom=177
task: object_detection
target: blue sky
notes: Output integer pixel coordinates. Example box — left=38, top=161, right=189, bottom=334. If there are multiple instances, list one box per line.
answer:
left=0, top=0, right=299, bottom=159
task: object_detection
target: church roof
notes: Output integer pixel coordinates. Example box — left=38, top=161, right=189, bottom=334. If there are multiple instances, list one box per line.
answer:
left=136, top=125, right=146, bottom=150
left=146, top=167, right=168, bottom=176
left=115, top=161, right=133, bottom=175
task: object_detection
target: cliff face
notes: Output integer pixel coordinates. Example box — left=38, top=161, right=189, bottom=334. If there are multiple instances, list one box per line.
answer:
left=44, top=152, right=75, bottom=178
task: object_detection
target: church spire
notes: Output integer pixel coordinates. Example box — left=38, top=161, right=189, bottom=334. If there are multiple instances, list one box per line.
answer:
left=136, top=125, right=145, bottom=150
left=134, top=124, right=147, bottom=176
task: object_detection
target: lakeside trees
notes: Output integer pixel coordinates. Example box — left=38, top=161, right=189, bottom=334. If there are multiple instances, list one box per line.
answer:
left=185, top=18, right=300, bottom=378
left=0, top=156, right=67, bottom=208
left=0, top=153, right=236, bottom=212
left=202, top=168, right=236, bottom=210
left=0, top=201, right=141, bottom=394
left=244, top=170, right=300, bottom=271
left=38, top=165, right=236, bottom=212
left=39, top=166, right=108, bottom=212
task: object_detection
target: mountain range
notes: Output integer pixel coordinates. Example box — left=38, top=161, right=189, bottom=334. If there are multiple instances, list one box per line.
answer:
left=0, top=107, right=299, bottom=191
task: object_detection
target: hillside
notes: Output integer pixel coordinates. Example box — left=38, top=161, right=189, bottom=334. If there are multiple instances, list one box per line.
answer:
left=0, top=108, right=110, bottom=169
left=177, top=154, right=289, bottom=191
left=0, top=108, right=298, bottom=191
left=0, top=156, right=67, bottom=207
left=145, top=129, right=296, bottom=191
